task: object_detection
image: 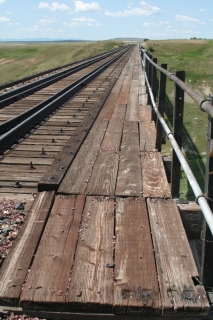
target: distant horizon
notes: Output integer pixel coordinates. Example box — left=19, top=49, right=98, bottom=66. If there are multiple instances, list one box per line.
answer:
left=0, top=1, right=212, bottom=41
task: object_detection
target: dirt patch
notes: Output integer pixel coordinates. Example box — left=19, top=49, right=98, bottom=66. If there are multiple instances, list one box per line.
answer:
left=0, top=58, right=14, bottom=65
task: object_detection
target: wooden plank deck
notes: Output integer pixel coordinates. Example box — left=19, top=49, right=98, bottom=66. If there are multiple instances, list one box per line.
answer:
left=0, top=46, right=209, bottom=317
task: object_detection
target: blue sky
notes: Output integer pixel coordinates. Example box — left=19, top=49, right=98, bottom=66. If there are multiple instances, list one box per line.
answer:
left=0, top=0, right=213, bottom=40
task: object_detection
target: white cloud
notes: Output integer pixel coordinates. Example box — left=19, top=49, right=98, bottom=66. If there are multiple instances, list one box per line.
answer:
left=175, top=15, right=198, bottom=22
left=0, top=0, right=6, bottom=3
left=105, top=1, right=162, bottom=17
left=38, top=2, right=72, bottom=13
left=0, top=16, right=9, bottom=22
left=64, top=16, right=101, bottom=27
left=199, top=8, right=206, bottom=12
left=73, top=0, right=100, bottom=12
left=6, top=11, right=13, bottom=14
left=39, top=18, right=57, bottom=24
left=143, top=20, right=170, bottom=27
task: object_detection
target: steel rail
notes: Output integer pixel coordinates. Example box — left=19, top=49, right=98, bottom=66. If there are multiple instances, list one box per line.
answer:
left=0, top=46, right=131, bottom=151
left=140, top=56, right=213, bottom=236
left=140, top=46, right=213, bottom=118
left=0, top=46, right=129, bottom=109
left=0, top=45, right=126, bottom=91
left=0, top=47, right=131, bottom=135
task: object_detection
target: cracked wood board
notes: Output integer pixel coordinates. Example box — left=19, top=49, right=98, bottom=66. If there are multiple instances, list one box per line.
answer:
left=115, top=121, right=142, bottom=197
left=147, top=198, right=209, bottom=316
left=68, top=196, right=114, bottom=313
left=141, top=152, right=171, bottom=198
left=20, top=195, right=85, bottom=311
left=0, top=191, right=55, bottom=306
left=113, top=197, right=161, bottom=315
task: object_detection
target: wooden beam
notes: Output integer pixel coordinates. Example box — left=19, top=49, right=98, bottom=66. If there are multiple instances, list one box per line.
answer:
left=171, top=71, right=185, bottom=198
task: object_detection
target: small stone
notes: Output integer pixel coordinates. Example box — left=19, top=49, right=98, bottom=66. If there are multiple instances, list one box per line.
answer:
left=15, top=202, right=24, bottom=210
left=106, top=262, right=115, bottom=268
left=16, top=218, right=21, bottom=223
left=10, top=232, right=18, bottom=240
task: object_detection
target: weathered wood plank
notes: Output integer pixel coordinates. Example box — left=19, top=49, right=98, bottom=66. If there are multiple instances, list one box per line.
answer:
left=115, top=122, right=142, bottom=196
left=139, top=121, right=156, bottom=152
left=114, top=197, right=161, bottom=315
left=68, top=196, right=114, bottom=313
left=86, top=152, right=119, bottom=196
left=125, top=93, right=139, bottom=122
left=101, top=104, right=126, bottom=149
left=58, top=121, right=108, bottom=195
left=86, top=105, right=126, bottom=196
left=147, top=198, right=209, bottom=316
left=139, top=105, right=152, bottom=122
left=178, top=202, right=203, bottom=240
left=141, top=152, right=171, bottom=198
left=20, top=195, right=85, bottom=311
left=0, top=191, right=55, bottom=306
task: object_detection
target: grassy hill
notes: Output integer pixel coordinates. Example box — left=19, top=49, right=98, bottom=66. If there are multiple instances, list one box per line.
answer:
left=142, top=39, right=213, bottom=199
left=0, top=40, right=123, bottom=84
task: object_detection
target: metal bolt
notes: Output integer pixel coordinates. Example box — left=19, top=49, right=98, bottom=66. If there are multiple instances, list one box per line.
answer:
left=29, top=161, right=35, bottom=170
left=60, top=128, right=63, bottom=133
left=52, top=138, right=55, bottom=143
left=14, top=181, right=22, bottom=188
left=78, top=108, right=81, bottom=112
left=67, top=120, right=70, bottom=124
left=40, top=148, right=46, bottom=155
left=73, top=114, right=76, bottom=117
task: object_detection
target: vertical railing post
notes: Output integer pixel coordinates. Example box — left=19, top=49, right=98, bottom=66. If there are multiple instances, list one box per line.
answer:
left=152, top=58, right=157, bottom=102
left=171, top=71, right=185, bottom=199
left=148, top=55, right=153, bottom=105
left=152, top=58, right=157, bottom=123
left=155, top=64, right=167, bottom=151
left=143, top=50, right=147, bottom=70
left=201, top=94, right=213, bottom=287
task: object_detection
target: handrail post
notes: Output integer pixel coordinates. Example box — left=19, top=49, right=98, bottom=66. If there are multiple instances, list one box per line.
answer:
left=152, top=58, right=157, bottom=123
left=201, top=94, right=213, bottom=286
left=148, top=54, right=153, bottom=105
left=155, top=64, right=167, bottom=151
left=171, top=71, right=185, bottom=198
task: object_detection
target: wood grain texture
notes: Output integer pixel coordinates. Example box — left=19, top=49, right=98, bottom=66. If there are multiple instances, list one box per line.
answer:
left=20, top=195, right=85, bottom=311
left=147, top=198, right=209, bottom=316
left=115, top=121, right=142, bottom=196
left=101, top=104, right=126, bottom=150
left=125, top=92, right=139, bottom=122
left=68, top=196, right=114, bottom=313
left=139, top=105, right=152, bottom=122
left=114, top=197, right=161, bottom=315
left=86, top=105, right=126, bottom=196
left=86, top=152, right=119, bottom=196
left=141, top=152, right=171, bottom=198
left=139, top=121, right=156, bottom=152
left=0, top=191, right=55, bottom=306
left=58, top=121, right=108, bottom=195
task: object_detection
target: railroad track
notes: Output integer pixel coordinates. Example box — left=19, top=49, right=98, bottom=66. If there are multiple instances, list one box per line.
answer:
left=0, top=46, right=124, bottom=95
left=0, top=45, right=134, bottom=201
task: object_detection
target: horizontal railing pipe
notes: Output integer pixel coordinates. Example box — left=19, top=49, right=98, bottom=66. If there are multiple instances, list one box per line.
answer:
left=140, top=47, right=213, bottom=118
left=140, top=55, right=213, bottom=236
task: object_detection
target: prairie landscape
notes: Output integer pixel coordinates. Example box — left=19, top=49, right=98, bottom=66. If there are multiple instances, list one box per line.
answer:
left=143, top=39, right=213, bottom=198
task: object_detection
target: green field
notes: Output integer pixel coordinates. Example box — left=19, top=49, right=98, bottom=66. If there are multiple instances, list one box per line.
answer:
left=143, top=39, right=213, bottom=199
left=0, top=40, right=123, bottom=84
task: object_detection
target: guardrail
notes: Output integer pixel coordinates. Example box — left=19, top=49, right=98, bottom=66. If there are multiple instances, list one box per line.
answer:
left=139, top=45, right=213, bottom=287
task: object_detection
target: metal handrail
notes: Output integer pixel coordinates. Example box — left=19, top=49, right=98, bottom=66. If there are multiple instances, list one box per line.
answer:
left=139, top=47, right=213, bottom=236
left=140, top=46, right=213, bottom=118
